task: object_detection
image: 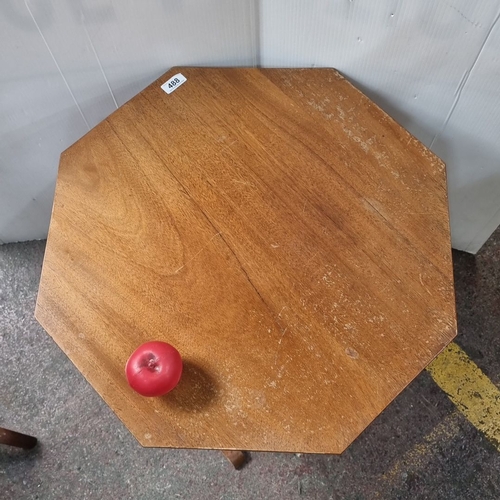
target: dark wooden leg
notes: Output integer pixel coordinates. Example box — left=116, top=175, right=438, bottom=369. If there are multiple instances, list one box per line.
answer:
left=0, top=427, right=37, bottom=450
left=221, top=450, right=247, bottom=469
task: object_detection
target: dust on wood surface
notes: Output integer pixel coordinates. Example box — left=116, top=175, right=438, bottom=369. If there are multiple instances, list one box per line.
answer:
left=36, top=68, right=456, bottom=453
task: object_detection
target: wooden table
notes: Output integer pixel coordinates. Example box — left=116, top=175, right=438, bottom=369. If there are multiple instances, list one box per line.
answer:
left=36, top=67, right=456, bottom=461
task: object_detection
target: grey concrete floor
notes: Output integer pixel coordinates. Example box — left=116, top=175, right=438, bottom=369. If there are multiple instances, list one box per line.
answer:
left=1, top=228, right=500, bottom=500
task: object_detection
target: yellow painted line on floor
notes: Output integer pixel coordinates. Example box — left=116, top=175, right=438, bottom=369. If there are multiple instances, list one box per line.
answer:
left=379, top=343, right=500, bottom=489
left=379, top=412, right=462, bottom=486
left=426, top=342, right=500, bottom=450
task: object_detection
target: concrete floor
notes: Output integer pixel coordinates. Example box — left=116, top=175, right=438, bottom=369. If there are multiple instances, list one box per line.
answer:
left=1, top=228, right=500, bottom=499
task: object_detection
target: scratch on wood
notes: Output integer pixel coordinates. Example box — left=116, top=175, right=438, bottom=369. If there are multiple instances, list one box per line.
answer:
left=272, top=326, right=290, bottom=369
left=419, top=273, right=432, bottom=296
left=306, top=251, right=319, bottom=264
left=174, top=232, right=221, bottom=274
left=278, top=306, right=287, bottom=318
left=278, top=327, right=288, bottom=345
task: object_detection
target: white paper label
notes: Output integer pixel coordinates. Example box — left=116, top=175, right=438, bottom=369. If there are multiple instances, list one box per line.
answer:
left=161, top=73, right=187, bottom=94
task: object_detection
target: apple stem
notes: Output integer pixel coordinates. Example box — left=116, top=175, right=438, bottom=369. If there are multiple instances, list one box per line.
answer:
left=137, top=352, right=161, bottom=372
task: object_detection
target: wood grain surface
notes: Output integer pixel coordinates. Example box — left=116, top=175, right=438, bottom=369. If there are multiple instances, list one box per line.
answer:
left=35, top=67, right=456, bottom=454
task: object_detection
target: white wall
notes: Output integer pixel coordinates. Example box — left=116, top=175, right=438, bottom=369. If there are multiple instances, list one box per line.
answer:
left=0, top=0, right=258, bottom=243
left=261, top=0, right=500, bottom=253
left=1, top=0, right=500, bottom=252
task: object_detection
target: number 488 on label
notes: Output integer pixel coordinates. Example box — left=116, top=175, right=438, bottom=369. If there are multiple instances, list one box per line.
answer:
left=169, top=78, right=180, bottom=89
left=161, top=73, right=187, bottom=95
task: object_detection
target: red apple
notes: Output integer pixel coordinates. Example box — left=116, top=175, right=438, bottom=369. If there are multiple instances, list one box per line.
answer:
left=125, top=341, right=183, bottom=397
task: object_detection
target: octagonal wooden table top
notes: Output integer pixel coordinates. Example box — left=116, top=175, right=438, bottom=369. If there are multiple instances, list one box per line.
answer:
left=36, top=67, right=456, bottom=454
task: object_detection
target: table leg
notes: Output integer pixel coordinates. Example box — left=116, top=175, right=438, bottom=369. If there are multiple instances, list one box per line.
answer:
left=221, top=450, right=247, bottom=469
left=0, top=427, right=38, bottom=449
